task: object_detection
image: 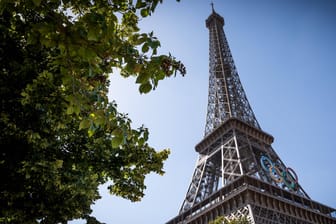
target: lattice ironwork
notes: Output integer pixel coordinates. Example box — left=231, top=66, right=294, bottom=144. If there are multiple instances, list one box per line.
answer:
left=251, top=205, right=315, bottom=224
left=179, top=119, right=309, bottom=214
left=227, top=205, right=254, bottom=223
left=167, top=176, right=336, bottom=224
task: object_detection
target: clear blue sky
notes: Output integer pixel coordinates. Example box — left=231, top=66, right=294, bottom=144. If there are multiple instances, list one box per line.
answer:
left=73, top=0, right=336, bottom=223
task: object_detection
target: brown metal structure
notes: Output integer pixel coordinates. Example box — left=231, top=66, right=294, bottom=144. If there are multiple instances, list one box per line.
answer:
left=166, top=6, right=336, bottom=224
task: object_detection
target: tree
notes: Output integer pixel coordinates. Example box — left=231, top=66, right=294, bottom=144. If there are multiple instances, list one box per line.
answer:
left=209, top=216, right=249, bottom=224
left=0, top=0, right=185, bottom=223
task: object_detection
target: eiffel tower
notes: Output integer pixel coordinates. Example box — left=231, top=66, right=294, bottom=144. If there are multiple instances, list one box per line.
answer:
left=167, top=5, right=336, bottom=224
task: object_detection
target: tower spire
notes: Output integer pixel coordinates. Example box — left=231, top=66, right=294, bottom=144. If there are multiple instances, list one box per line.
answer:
left=211, top=1, right=215, bottom=13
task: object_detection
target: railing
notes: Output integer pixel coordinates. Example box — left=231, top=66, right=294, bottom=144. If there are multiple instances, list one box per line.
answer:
left=166, top=175, right=336, bottom=224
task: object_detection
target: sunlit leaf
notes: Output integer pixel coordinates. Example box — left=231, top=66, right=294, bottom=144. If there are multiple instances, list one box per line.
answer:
left=79, top=119, right=91, bottom=130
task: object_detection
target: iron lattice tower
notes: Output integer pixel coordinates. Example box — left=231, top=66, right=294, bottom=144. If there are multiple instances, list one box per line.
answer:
left=167, top=6, right=336, bottom=224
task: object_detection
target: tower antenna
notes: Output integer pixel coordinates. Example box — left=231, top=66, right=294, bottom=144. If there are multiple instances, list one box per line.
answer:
left=211, top=1, right=215, bottom=13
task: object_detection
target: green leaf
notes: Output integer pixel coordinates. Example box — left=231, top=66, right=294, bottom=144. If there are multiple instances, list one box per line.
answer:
left=139, top=82, right=152, bottom=93
left=88, top=123, right=97, bottom=137
left=87, top=27, right=99, bottom=41
left=78, top=47, right=97, bottom=61
left=66, top=105, right=74, bottom=115
left=135, top=72, right=150, bottom=84
left=79, top=119, right=91, bottom=130
left=136, top=1, right=147, bottom=9
left=111, top=128, right=124, bottom=147
left=111, top=136, right=123, bottom=148
left=140, top=8, right=149, bottom=17
left=55, top=160, right=63, bottom=169
left=88, top=128, right=95, bottom=137
left=156, top=70, right=165, bottom=81
left=73, top=105, right=80, bottom=115
left=111, top=128, right=125, bottom=148
left=112, top=128, right=123, bottom=138
left=148, top=39, right=160, bottom=49
left=141, top=43, right=149, bottom=53
left=32, top=0, right=42, bottom=6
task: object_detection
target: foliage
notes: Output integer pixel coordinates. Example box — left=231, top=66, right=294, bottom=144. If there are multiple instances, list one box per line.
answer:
left=0, top=0, right=185, bottom=223
left=209, top=216, right=249, bottom=224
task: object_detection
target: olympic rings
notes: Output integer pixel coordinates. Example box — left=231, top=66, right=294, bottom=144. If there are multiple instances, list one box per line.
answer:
left=269, top=166, right=282, bottom=183
left=260, top=156, right=272, bottom=171
left=260, top=155, right=298, bottom=191
left=283, top=167, right=299, bottom=190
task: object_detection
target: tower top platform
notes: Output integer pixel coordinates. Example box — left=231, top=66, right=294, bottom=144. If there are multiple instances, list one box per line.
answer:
left=206, top=8, right=224, bottom=28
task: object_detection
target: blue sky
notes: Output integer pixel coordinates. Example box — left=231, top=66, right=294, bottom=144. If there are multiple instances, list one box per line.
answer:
left=73, top=0, right=336, bottom=223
